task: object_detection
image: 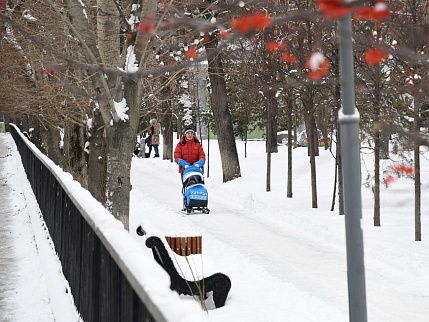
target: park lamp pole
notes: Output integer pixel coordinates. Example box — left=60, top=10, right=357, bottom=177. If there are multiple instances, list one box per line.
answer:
left=338, top=13, right=368, bottom=322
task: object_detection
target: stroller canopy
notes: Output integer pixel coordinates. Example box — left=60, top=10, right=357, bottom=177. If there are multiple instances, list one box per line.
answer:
left=182, top=165, right=204, bottom=186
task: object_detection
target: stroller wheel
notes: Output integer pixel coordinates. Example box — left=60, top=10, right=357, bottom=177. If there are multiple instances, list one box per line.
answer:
left=186, top=207, right=192, bottom=215
left=202, top=208, right=210, bottom=214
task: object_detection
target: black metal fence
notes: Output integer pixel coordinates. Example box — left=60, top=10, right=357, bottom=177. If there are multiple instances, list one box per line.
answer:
left=10, top=125, right=167, bottom=322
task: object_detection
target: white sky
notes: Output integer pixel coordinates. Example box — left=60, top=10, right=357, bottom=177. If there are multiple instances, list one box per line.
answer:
left=3, top=131, right=429, bottom=321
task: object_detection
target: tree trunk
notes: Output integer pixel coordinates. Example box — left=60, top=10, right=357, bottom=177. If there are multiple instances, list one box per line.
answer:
left=42, top=124, right=62, bottom=165
left=105, top=124, right=132, bottom=230
left=163, top=106, right=174, bottom=161
left=64, top=122, right=88, bottom=188
left=303, top=97, right=318, bottom=208
left=335, top=106, right=344, bottom=215
left=105, top=76, right=141, bottom=230
left=287, top=95, right=293, bottom=198
left=267, top=89, right=278, bottom=153
left=87, top=106, right=107, bottom=204
left=96, top=0, right=119, bottom=67
left=374, top=110, right=381, bottom=226
left=309, top=115, right=320, bottom=157
left=204, top=35, right=241, bottom=182
left=374, top=143, right=381, bottom=226
left=308, top=129, right=318, bottom=208
left=318, top=105, right=330, bottom=151
left=266, top=100, right=271, bottom=192
left=380, top=131, right=389, bottom=159
left=414, top=133, right=421, bottom=241
left=414, top=95, right=421, bottom=241
left=91, top=0, right=129, bottom=221
left=373, top=83, right=381, bottom=226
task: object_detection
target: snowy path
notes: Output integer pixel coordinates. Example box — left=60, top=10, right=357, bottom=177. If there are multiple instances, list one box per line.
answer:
left=1, top=133, right=81, bottom=322
left=129, top=141, right=429, bottom=322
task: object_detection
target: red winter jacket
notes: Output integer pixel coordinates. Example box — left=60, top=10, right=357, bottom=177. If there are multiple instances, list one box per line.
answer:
left=174, top=135, right=206, bottom=173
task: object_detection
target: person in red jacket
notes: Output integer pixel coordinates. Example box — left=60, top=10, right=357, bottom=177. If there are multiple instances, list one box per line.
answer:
left=174, top=127, right=206, bottom=174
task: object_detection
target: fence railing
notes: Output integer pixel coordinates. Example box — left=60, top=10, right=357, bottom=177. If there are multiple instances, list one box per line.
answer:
left=9, top=124, right=169, bottom=322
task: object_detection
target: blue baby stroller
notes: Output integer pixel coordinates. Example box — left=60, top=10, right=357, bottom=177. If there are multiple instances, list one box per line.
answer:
left=181, top=165, right=210, bottom=214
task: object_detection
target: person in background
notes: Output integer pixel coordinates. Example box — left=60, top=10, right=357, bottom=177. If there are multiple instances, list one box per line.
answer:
left=144, top=132, right=152, bottom=158
left=149, top=119, right=161, bottom=158
left=135, top=134, right=145, bottom=158
left=174, top=127, right=206, bottom=174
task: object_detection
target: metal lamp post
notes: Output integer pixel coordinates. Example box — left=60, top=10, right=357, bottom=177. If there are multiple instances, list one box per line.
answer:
left=338, top=14, right=368, bottom=322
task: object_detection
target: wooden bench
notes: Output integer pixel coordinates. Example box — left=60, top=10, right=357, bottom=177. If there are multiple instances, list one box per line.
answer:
left=165, top=235, right=202, bottom=256
left=145, top=236, right=231, bottom=308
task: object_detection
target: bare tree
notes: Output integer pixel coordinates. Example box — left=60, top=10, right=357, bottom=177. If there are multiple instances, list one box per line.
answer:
left=204, top=34, right=241, bottom=182
left=3, top=0, right=429, bottom=234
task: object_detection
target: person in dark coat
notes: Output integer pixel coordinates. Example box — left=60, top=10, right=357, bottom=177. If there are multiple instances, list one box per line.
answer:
left=144, top=133, right=152, bottom=158
left=174, top=127, right=206, bottom=174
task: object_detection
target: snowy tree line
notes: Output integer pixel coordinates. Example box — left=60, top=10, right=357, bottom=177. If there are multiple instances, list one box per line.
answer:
left=1, top=0, right=428, bottom=238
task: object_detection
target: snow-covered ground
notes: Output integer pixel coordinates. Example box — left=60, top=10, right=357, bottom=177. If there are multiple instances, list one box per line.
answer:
left=3, top=131, right=429, bottom=321
left=130, top=137, right=429, bottom=321
left=0, top=133, right=81, bottom=321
